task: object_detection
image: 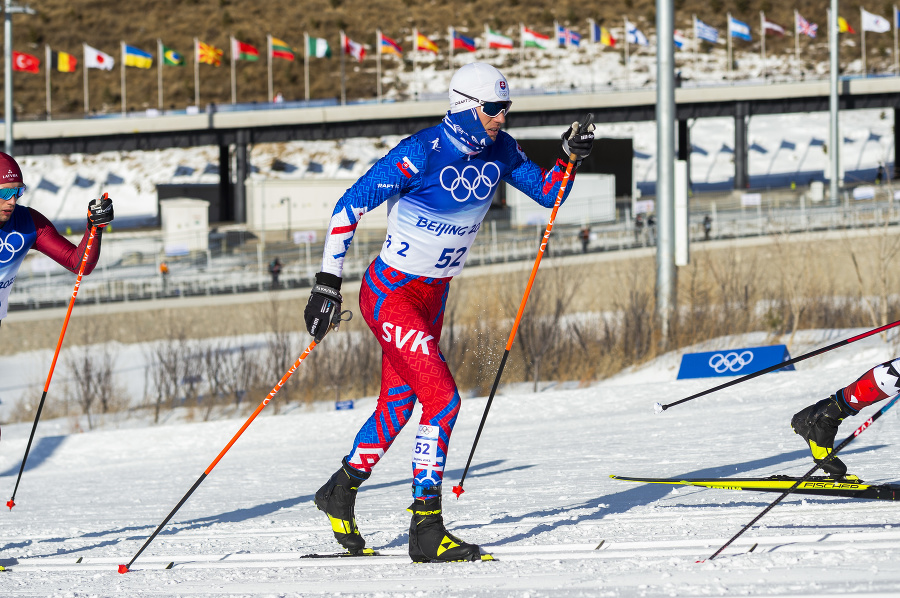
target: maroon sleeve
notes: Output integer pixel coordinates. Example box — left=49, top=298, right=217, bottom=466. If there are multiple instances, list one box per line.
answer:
left=29, top=207, right=102, bottom=275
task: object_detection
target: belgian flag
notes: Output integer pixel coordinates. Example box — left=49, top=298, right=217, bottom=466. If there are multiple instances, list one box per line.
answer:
left=50, top=50, right=77, bottom=73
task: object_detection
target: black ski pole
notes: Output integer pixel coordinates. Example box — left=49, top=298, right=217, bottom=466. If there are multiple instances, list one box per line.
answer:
left=8, top=218, right=100, bottom=510
left=656, top=319, right=900, bottom=413
left=451, top=115, right=593, bottom=499
left=702, top=393, right=900, bottom=562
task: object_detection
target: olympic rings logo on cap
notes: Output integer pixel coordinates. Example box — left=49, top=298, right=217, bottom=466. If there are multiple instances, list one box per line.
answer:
left=708, top=351, right=754, bottom=373
left=440, top=162, right=501, bottom=202
left=0, top=231, right=25, bottom=264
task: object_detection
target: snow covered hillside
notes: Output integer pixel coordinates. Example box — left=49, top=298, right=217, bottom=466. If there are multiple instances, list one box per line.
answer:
left=0, top=327, right=898, bottom=596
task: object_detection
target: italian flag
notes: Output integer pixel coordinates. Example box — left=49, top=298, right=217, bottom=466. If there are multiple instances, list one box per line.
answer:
left=485, top=27, right=514, bottom=49
left=271, top=37, right=294, bottom=61
left=522, top=26, right=551, bottom=49
left=232, top=39, right=260, bottom=61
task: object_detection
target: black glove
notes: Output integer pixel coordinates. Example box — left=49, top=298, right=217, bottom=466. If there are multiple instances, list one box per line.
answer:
left=560, top=113, right=596, bottom=165
left=305, top=272, right=343, bottom=342
left=87, top=195, right=114, bottom=228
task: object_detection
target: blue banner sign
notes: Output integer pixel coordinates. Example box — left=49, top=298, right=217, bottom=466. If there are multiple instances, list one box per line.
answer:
left=677, top=345, right=795, bottom=379
left=335, top=400, right=355, bottom=410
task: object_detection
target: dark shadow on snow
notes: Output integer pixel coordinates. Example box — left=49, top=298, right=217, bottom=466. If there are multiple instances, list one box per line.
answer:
left=0, top=436, right=66, bottom=477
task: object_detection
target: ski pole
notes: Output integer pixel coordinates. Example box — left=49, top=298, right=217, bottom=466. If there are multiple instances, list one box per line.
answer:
left=452, top=115, right=593, bottom=499
left=655, top=319, right=900, bottom=414
left=118, top=318, right=346, bottom=573
left=7, top=211, right=102, bottom=511
left=703, top=393, right=900, bottom=562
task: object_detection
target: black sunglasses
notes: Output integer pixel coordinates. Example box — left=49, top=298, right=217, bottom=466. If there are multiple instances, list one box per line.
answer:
left=452, top=89, right=512, bottom=118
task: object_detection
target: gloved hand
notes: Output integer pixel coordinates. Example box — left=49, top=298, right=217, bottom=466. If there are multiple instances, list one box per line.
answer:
left=87, top=194, right=114, bottom=228
left=560, top=113, right=596, bottom=165
left=305, top=271, right=343, bottom=342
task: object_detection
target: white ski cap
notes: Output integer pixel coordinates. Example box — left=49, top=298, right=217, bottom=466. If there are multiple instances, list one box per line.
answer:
left=449, top=63, right=509, bottom=113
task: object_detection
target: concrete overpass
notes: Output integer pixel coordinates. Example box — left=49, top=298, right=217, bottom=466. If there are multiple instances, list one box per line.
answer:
left=5, top=77, right=900, bottom=218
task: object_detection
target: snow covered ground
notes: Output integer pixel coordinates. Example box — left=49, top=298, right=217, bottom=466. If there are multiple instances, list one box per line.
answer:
left=1, top=327, right=899, bottom=596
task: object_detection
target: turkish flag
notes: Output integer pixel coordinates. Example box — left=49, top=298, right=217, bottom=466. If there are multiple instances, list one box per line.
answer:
left=12, top=51, right=39, bottom=73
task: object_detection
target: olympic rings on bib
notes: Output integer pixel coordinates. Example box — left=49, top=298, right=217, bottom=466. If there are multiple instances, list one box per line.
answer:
left=0, top=231, right=25, bottom=264
left=708, top=351, right=754, bottom=374
left=439, top=162, right=501, bottom=203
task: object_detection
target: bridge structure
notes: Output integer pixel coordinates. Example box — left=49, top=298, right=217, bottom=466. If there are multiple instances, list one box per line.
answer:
left=4, top=77, right=900, bottom=221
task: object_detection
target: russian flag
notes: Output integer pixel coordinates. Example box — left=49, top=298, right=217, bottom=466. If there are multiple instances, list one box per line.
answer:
left=452, top=30, right=476, bottom=52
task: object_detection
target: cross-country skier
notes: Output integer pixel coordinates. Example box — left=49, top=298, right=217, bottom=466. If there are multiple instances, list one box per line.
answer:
left=0, top=151, right=113, bottom=327
left=792, top=359, right=900, bottom=476
left=304, top=62, right=594, bottom=562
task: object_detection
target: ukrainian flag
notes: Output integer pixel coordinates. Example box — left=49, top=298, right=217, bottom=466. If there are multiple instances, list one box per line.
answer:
left=124, top=45, right=153, bottom=69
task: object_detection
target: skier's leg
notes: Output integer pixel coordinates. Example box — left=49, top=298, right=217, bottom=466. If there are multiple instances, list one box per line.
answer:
left=792, top=358, right=900, bottom=475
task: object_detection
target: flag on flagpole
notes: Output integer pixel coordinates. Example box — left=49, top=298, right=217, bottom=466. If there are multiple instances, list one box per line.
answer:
left=380, top=33, right=403, bottom=55
left=728, top=16, right=752, bottom=40
left=270, top=37, right=294, bottom=60
left=763, top=18, right=786, bottom=36
left=307, top=36, right=332, bottom=58
left=597, top=25, right=616, bottom=47
left=50, top=49, right=77, bottom=72
left=861, top=8, right=891, bottom=32
left=343, top=34, right=366, bottom=62
left=416, top=33, right=439, bottom=53
left=197, top=40, right=223, bottom=66
left=12, top=51, right=39, bottom=73
left=673, top=30, right=688, bottom=48
left=796, top=13, right=818, bottom=37
left=556, top=24, right=582, bottom=46
left=838, top=16, right=856, bottom=34
left=124, top=45, right=153, bottom=68
left=452, top=29, right=476, bottom=52
left=485, top=27, right=514, bottom=49
left=232, top=39, right=260, bottom=61
left=625, top=20, right=649, bottom=46
left=85, top=45, right=114, bottom=70
left=162, top=45, right=185, bottom=66
left=522, top=26, right=551, bottom=49
left=696, top=19, right=719, bottom=43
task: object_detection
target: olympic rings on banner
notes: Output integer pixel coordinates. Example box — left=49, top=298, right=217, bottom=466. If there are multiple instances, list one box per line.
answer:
left=708, top=351, right=754, bottom=373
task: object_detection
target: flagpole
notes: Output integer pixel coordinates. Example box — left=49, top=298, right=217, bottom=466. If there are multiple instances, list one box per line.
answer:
left=194, top=38, right=200, bottom=107
left=895, top=5, right=899, bottom=74
left=157, top=39, right=163, bottom=110
left=83, top=43, right=89, bottom=114
left=120, top=41, right=126, bottom=115
left=760, top=11, right=766, bottom=81
left=861, top=6, right=867, bottom=77
left=693, top=15, right=698, bottom=72
left=376, top=30, right=382, bottom=104
left=230, top=35, right=236, bottom=104
left=339, top=30, right=346, bottom=106
left=44, top=44, right=50, bottom=119
left=727, top=13, right=733, bottom=84
left=413, top=27, right=419, bottom=100
left=267, top=34, right=273, bottom=103
left=519, top=23, right=524, bottom=63
left=624, top=18, right=631, bottom=88
left=448, top=26, right=454, bottom=69
left=794, top=9, right=800, bottom=59
left=303, top=32, right=310, bottom=102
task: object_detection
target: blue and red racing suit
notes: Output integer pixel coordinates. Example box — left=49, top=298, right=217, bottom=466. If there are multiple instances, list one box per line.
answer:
left=0, top=205, right=101, bottom=320
left=837, top=358, right=900, bottom=413
left=322, top=120, right=575, bottom=493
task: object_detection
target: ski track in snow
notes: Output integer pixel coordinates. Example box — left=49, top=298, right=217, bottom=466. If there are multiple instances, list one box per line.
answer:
left=0, top=329, right=898, bottom=596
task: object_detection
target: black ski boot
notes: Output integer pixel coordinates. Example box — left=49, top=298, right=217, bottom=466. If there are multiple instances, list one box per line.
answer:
left=791, top=393, right=855, bottom=477
left=315, top=458, right=370, bottom=554
left=408, top=488, right=489, bottom=563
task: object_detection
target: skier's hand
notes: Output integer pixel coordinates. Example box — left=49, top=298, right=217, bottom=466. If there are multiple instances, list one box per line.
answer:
left=87, top=194, right=114, bottom=228
left=560, top=113, right=596, bottom=164
left=304, top=271, right=342, bottom=342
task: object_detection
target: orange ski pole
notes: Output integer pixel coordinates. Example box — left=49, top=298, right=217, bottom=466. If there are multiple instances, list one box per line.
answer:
left=452, top=117, right=591, bottom=499
left=7, top=202, right=103, bottom=510
left=119, top=332, right=331, bottom=573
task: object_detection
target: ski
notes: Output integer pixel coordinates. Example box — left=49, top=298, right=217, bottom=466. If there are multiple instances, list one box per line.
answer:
left=299, top=548, right=384, bottom=559
left=610, top=474, right=900, bottom=500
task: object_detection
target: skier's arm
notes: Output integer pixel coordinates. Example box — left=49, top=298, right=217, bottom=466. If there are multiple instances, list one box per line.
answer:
left=29, top=207, right=103, bottom=275
left=502, top=138, right=576, bottom=209
left=321, top=137, right=425, bottom=277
